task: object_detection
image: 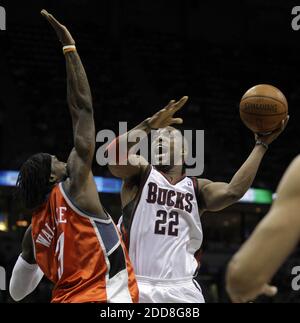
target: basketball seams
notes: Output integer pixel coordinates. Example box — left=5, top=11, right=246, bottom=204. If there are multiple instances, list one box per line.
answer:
left=240, top=111, right=287, bottom=117
left=241, top=95, right=287, bottom=107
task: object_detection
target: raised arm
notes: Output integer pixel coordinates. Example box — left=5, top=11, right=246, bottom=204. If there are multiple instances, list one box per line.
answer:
left=41, top=10, right=94, bottom=189
left=198, top=118, right=288, bottom=213
left=106, top=96, right=188, bottom=179
left=226, top=155, right=300, bottom=303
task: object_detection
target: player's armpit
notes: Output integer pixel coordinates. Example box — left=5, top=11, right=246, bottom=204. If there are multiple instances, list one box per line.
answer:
left=66, top=147, right=95, bottom=193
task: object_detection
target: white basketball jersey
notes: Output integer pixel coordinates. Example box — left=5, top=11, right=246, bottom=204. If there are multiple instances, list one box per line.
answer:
left=125, top=166, right=203, bottom=280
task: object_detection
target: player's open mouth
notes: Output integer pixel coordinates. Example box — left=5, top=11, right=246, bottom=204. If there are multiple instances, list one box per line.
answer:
left=155, top=144, right=169, bottom=158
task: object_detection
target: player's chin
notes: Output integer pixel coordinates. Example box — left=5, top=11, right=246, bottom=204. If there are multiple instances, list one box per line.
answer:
left=153, top=157, right=173, bottom=171
left=153, top=154, right=166, bottom=164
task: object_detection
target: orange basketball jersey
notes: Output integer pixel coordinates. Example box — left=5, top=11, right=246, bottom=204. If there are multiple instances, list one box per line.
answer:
left=31, top=182, right=138, bottom=303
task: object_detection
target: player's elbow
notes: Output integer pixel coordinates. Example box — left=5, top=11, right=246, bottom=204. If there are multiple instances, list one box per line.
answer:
left=226, top=186, right=245, bottom=203
left=226, top=258, right=253, bottom=302
left=226, top=259, right=245, bottom=296
left=204, top=185, right=244, bottom=212
left=226, top=257, right=266, bottom=302
left=10, top=292, right=23, bottom=302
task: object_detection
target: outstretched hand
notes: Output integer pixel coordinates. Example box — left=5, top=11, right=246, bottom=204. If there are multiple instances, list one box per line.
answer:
left=41, top=9, right=75, bottom=46
left=255, top=115, right=289, bottom=145
left=147, top=96, right=188, bottom=129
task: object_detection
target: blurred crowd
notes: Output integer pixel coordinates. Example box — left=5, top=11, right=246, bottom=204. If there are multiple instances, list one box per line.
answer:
left=1, top=22, right=299, bottom=189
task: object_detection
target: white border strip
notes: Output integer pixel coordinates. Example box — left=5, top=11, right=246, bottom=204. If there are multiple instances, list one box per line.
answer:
left=107, top=240, right=121, bottom=256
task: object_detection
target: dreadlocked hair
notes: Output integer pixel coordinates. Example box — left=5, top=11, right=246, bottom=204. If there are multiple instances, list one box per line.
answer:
left=16, top=153, right=52, bottom=210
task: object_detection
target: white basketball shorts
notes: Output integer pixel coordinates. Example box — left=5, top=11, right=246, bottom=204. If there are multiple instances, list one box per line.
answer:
left=136, top=276, right=205, bottom=303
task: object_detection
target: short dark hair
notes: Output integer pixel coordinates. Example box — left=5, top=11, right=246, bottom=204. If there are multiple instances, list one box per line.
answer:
left=16, top=153, right=52, bottom=210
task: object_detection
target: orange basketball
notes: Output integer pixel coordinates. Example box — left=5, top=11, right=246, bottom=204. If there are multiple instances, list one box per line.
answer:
left=239, top=84, right=288, bottom=133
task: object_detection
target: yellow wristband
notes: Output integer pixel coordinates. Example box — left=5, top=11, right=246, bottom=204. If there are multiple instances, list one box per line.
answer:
left=63, top=45, right=76, bottom=54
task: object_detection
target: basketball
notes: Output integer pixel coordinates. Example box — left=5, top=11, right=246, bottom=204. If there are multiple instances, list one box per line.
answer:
left=239, top=84, right=288, bottom=133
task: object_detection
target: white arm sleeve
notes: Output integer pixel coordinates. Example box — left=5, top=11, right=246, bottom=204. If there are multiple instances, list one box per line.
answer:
left=9, top=255, right=44, bottom=302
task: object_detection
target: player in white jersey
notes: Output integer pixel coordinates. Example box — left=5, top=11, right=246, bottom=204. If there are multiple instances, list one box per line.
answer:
left=107, top=96, right=287, bottom=303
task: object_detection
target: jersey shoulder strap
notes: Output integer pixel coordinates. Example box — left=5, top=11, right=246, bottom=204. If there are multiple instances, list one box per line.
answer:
left=191, top=177, right=202, bottom=209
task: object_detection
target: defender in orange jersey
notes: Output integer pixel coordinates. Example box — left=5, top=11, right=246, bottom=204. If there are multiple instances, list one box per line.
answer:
left=9, top=10, right=138, bottom=303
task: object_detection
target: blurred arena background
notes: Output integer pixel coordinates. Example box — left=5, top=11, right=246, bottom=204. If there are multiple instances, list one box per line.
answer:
left=0, top=0, right=300, bottom=302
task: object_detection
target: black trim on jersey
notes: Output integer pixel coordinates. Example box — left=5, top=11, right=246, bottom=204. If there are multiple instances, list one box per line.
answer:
left=192, top=278, right=202, bottom=294
left=193, top=249, right=202, bottom=278
left=122, top=164, right=152, bottom=248
left=120, top=222, right=129, bottom=248
left=191, top=177, right=202, bottom=210
left=191, top=177, right=203, bottom=277
left=122, top=202, right=134, bottom=238
left=107, top=244, right=126, bottom=279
